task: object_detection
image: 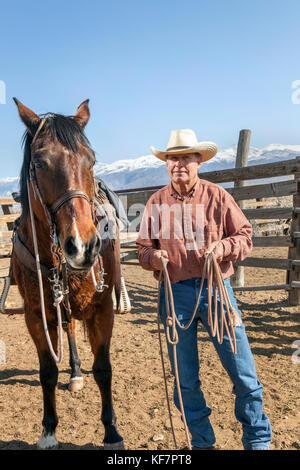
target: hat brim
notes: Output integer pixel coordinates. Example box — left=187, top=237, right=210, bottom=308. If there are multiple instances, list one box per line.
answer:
left=150, top=142, right=218, bottom=162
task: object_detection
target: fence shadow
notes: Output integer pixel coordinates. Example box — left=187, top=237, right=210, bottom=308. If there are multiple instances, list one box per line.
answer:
left=124, top=283, right=299, bottom=358
left=236, top=298, right=300, bottom=357
left=124, top=281, right=158, bottom=322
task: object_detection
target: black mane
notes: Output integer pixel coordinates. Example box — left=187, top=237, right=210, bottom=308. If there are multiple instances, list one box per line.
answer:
left=19, top=114, right=91, bottom=216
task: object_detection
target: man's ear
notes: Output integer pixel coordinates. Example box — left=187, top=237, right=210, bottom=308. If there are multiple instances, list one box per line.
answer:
left=13, top=98, right=41, bottom=136
left=73, top=99, right=90, bottom=128
left=196, top=153, right=203, bottom=166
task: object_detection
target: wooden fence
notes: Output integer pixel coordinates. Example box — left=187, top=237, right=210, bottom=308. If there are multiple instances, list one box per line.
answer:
left=1, top=157, right=300, bottom=306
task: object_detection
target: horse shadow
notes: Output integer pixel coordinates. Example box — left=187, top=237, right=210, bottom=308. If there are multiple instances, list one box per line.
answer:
left=0, top=439, right=104, bottom=450
left=0, top=368, right=92, bottom=387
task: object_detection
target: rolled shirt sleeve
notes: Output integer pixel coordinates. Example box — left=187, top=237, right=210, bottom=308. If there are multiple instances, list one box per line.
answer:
left=136, top=197, right=159, bottom=271
left=220, top=192, right=253, bottom=262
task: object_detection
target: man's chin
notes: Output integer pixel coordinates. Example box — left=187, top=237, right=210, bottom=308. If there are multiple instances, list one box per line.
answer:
left=172, top=173, right=188, bottom=180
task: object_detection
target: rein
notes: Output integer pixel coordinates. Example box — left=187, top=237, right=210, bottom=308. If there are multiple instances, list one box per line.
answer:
left=27, top=179, right=64, bottom=363
left=157, top=253, right=241, bottom=450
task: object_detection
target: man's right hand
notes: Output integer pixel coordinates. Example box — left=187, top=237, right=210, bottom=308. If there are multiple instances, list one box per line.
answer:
left=151, top=250, right=169, bottom=270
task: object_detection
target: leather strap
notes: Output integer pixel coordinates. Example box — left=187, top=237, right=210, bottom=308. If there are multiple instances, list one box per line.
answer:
left=13, top=232, right=50, bottom=278
left=50, top=190, right=91, bottom=214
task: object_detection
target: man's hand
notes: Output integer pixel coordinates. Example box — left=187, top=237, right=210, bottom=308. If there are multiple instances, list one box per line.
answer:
left=205, top=241, right=224, bottom=263
left=152, top=250, right=169, bottom=270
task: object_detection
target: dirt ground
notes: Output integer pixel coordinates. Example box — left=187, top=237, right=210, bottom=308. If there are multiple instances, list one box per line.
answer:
left=0, top=246, right=299, bottom=451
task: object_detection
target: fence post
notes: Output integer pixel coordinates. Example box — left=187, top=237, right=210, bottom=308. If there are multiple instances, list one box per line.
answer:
left=1, top=203, right=14, bottom=231
left=231, top=129, right=251, bottom=288
left=288, top=160, right=300, bottom=306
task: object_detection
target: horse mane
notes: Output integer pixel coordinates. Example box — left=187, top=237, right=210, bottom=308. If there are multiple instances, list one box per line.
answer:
left=19, top=113, right=91, bottom=216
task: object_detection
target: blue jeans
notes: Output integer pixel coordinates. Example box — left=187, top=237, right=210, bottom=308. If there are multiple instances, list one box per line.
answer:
left=159, top=277, right=272, bottom=450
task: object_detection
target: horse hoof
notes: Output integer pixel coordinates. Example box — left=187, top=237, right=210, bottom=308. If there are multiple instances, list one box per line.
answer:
left=68, top=377, right=84, bottom=392
left=104, top=440, right=125, bottom=450
left=37, top=431, right=58, bottom=449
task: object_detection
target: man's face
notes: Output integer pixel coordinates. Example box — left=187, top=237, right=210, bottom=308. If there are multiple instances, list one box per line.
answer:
left=166, top=153, right=202, bottom=185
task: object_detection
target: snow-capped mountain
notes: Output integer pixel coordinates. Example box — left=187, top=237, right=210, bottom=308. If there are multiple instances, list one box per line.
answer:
left=93, top=143, right=300, bottom=190
left=1, top=143, right=300, bottom=197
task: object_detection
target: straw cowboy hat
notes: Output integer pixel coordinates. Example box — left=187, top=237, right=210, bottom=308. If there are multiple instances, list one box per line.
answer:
left=150, top=129, right=218, bottom=162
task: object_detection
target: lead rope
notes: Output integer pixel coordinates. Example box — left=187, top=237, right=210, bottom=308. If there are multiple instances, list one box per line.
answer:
left=156, top=270, right=178, bottom=449
left=157, top=252, right=239, bottom=450
left=27, top=180, right=64, bottom=364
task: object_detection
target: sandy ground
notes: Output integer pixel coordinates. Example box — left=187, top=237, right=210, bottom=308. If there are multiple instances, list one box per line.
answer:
left=0, top=246, right=299, bottom=450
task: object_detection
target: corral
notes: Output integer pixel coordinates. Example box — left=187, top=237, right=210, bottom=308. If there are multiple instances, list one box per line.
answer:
left=0, top=147, right=299, bottom=450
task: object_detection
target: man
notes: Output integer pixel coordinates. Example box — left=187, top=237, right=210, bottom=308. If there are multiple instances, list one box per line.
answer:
left=136, top=129, right=272, bottom=450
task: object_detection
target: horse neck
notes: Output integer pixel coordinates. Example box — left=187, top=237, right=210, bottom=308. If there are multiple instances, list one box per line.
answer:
left=18, top=212, right=54, bottom=267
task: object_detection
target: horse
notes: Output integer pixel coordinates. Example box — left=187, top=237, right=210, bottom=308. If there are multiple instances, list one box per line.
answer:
left=11, top=98, right=124, bottom=449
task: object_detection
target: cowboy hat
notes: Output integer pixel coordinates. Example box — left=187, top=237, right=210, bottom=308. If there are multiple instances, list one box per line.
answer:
left=150, top=129, right=218, bottom=162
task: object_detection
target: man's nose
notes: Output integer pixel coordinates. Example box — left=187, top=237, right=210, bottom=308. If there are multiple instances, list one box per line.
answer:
left=174, top=159, right=183, bottom=168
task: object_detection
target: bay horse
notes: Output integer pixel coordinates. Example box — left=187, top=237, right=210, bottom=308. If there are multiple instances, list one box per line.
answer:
left=11, top=98, right=124, bottom=449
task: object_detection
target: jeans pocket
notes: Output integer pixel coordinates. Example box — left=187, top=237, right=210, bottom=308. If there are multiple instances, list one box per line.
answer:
left=222, top=279, right=243, bottom=327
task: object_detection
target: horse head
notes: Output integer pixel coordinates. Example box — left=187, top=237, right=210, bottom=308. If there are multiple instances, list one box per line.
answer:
left=14, top=98, right=101, bottom=270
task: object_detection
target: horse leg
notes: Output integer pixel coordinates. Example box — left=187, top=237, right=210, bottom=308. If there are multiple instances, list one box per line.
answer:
left=67, top=319, right=84, bottom=392
left=26, top=312, right=59, bottom=449
left=86, top=310, right=124, bottom=449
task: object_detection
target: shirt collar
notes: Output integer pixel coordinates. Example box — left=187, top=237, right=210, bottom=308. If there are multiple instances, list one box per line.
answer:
left=168, top=178, right=200, bottom=201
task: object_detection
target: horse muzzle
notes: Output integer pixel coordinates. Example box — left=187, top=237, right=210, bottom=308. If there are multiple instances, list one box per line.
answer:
left=63, top=231, right=101, bottom=270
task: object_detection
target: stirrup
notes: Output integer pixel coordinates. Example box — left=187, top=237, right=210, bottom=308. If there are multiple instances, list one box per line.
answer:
left=113, top=276, right=131, bottom=314
left=0, top=274, right=24, bottom=315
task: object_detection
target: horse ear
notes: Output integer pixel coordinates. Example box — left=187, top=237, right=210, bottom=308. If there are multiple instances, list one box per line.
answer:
left=73, top=99, right=90, bottom=128
left=13, top=98, right=41, bottom=135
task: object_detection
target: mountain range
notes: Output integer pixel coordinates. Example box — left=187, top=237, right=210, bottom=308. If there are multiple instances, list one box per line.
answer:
left=1, top=143, right=300, bottom=197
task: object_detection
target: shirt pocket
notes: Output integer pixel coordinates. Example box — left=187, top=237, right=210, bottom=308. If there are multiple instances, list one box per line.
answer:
left=205, top=222, right=218, bottom=232
left=204, top=223, right=221, bottom=245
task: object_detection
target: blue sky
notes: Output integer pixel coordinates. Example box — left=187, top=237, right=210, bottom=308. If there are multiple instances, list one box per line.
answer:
left=0, top=0, right=299, bottom=178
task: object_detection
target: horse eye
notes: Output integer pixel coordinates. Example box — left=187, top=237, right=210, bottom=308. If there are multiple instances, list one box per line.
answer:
left=34, top=160, right=48, bottom=170
left=104, top=223, right=109, bottom=232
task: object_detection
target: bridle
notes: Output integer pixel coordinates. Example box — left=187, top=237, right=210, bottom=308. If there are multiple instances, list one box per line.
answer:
left=28, top=118, right=95, bottom=231
left=28, top=118, right=106, bottom=288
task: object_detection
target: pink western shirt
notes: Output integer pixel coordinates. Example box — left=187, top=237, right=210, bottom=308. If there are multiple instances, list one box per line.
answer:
left=136, top=178, right=252, bottom=283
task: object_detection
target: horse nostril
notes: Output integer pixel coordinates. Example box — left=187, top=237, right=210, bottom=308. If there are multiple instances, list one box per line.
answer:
left=88, top=233, right=101, bottom=255
left=65, top=236, right=78, bottom=257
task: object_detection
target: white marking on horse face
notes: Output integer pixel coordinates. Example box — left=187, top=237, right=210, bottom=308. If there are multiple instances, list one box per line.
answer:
left=64, top=216, right=86, bottom=268
left=37, top=430, right=58, bottom=449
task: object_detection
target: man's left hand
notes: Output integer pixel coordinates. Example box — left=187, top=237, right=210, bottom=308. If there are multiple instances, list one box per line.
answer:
left=205, top=241, right=224, bottom=263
